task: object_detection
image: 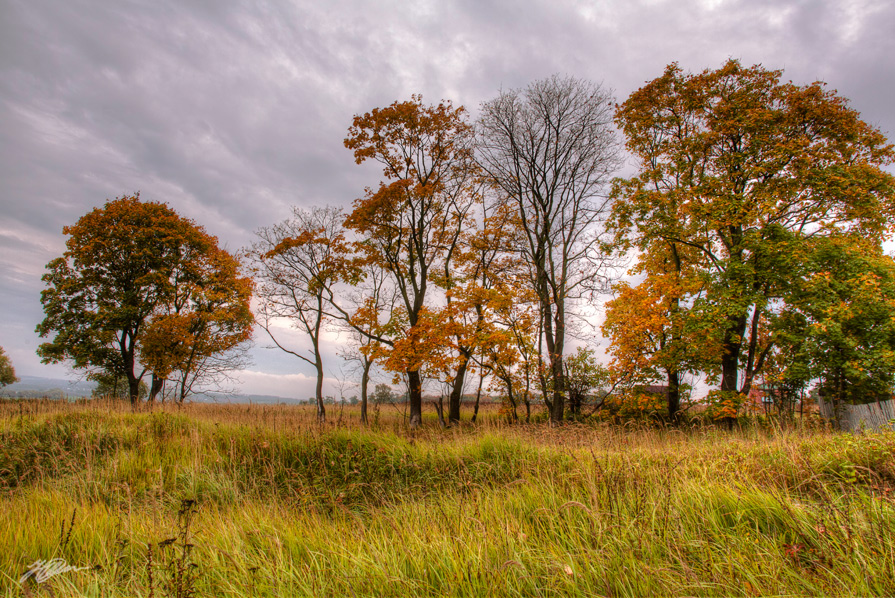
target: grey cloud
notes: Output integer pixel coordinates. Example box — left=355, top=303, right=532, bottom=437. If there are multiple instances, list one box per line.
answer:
left=1, top=0, right=892, bottom=393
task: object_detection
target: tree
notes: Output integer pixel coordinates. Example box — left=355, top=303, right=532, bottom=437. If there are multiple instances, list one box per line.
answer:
left=139, top=243, right=254, bottom=402
left=613, top=60, right=895, bottom=397
left=475, top=226, right=543, bottom=423
left=92, top=371, right=148, bottom=400
left=775, top=235, right=895, bottom=409
left=36, top=194, right=253, bottom=405
left=432, top=194, right=523, bottom=423
left=477, top=75, right=622, bottom=423
left=343, top=95, right=476, bottom=428
left=602, top=251, right=719, bottom=420
left=563, top=346, right=610, bottom=417
left=246, top=206, right=354, bottom=423
left=0, top=347, right=18, bottom=387
left=371, top=383, right=395, bottom=405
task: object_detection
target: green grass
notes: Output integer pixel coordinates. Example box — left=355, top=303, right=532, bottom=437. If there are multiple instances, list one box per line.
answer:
left=1, top=400, right=894, bottom=596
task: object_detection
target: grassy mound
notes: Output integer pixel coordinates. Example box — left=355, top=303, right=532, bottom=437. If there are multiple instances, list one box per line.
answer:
left=1, top=400, right=893, bottom=596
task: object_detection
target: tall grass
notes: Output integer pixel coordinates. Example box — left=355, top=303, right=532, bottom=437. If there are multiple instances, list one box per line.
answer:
left=1, top=399, right=893, bottom=596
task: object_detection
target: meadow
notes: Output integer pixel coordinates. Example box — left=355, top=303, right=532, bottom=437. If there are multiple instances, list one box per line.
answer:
left=1, top=398, right=894, bottom=597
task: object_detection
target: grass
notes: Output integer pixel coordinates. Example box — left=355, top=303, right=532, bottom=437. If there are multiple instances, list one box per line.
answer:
left=1, top=398, right=894, bottom=596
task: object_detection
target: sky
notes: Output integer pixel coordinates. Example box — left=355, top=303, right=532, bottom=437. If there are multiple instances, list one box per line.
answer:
left=2, top=0, right=894, bottom=400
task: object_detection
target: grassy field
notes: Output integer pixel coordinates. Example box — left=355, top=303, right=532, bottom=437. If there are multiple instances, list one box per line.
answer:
left=1, top=399, right=894, bottom=597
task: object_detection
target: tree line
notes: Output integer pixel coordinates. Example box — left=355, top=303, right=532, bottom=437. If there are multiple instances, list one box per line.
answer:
left=35, top=60, right=895, bottom=426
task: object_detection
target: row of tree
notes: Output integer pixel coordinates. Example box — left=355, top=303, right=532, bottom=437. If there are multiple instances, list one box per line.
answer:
left=36, top=60, right=895, bottom=425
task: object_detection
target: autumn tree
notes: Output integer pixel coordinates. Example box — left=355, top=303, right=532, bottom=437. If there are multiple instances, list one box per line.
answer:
left=37, top=194, right=252, bottom=405
left=0, top=347, right=18, bottom=387
left=477, top=75, right=622, bottom=423
left=343, top=95, right=476, bottom=428
left=614, top=60, right=895, bottom=397
left=246, top=206, right=353, bottom=423
left=602, top=247, right=719, bottom=420
left=432, top=193, right=526, bottom=423
left=140, top=243, right=253, bottom=402
left=473, top=207, right=544, bottom=423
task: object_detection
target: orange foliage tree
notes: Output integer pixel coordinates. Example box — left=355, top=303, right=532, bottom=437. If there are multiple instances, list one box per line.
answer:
left=139, top=245, right=253, bottom=402
left=432, top=195, right=529, bottom=423
left=37, top=194, right=253, bottom=405
left=471, top=205, right=544, bottom=422
left=602, top=245, right=719, bottom=420
left=343, top=95, right=476, bottom=428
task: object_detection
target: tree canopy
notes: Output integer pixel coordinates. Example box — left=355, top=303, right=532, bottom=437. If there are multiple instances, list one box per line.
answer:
left=36, top=194, right=253, bottom=405
left=31, top=62, right=895, bottom=425
left=611, top=59, right=895, bottom=403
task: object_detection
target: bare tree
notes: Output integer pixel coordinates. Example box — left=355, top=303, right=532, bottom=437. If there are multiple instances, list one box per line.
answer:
left=476, top=75, right=622, bottom=423
left=164, top=341, right=253, bottom=402
left=334, top=262, right=398, bottom=424
left=245, top=206, right=347, bottom=423
left=338, top=334, right=375, bottom=424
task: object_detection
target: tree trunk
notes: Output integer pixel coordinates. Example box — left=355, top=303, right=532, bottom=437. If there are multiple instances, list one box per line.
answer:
left=720, top=313, right=747, bottom=393
left=360, top=359, right=371, bottom=425
left=433, top=398, right=447, bottom=428
left=471, top=370, right=483, bottom=423
left=506, top=384, right=518, bottom=422
left=448, top=352, right=469, bottom=424
left=550, top=354, right=565, bottom=424
left=667, top=370, right=680, bottom=422
left=178, top=375, right=189, bottom=403
left=127, top=373, right=141, bottom=408
left=720, top=350, right=740, bottom=393
left=148, top=374, right=165, bottom=404
left=407, top=369, right=423, bottom=428
left=121, top=332, right=140, bottom=407
left=315, top=357, right=326, bottom=424
left=543, top=298, right=566, bottom=424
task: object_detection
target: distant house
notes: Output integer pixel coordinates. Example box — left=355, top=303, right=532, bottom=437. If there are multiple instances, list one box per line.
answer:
left=749, top=383, right=811, bottom=416
left=748, top=384, right=777, bottom=409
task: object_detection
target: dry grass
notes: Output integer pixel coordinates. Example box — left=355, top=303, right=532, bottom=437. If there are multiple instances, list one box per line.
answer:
left=1, top=398, right=894, bottom=596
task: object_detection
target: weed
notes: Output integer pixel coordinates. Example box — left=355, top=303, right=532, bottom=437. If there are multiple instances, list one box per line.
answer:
left=149, top=499, right=201, bottom=598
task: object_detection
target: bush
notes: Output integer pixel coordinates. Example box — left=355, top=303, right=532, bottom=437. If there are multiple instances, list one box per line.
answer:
left=598, top=390, right=666, bottom=422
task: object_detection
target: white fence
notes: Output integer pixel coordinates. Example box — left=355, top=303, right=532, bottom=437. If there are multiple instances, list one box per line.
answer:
left=816, top=397, right=895, bottom=432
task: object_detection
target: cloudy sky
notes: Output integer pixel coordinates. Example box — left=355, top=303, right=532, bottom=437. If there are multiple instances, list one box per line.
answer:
left=2, top=0, right=893, bottom=399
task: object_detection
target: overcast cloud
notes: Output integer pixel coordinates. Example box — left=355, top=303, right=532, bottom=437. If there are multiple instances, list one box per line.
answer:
left=2, top=0, right=893, bottom=399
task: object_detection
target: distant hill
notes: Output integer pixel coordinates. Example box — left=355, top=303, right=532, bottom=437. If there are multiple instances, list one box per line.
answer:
left=0, top=376, right=302, bottom=404
left=189, top=391, right=305, bottom=405
left=0, top=375, right=96, bottom=399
